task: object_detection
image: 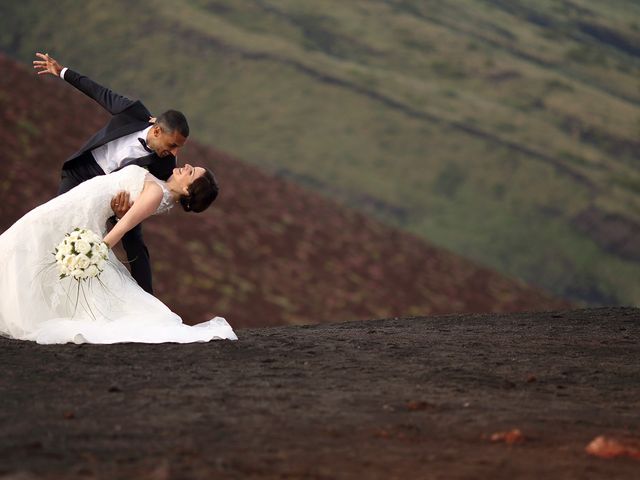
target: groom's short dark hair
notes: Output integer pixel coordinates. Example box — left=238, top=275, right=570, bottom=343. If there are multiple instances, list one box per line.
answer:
left=157, top=110, right=189, bottom=137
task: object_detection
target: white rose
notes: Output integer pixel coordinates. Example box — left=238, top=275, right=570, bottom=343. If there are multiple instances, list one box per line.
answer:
left=69, top=230, right=81, bottom=240
left=60, top=242, right=73, bottom=256
left=84, top=265, right=99, bottom=278
left=55, top=250, right=64, bottom=262
left=71, top=269, right=84, bottom=279
left=63, top=255, right=78, bottom=270
left=75, top=239, right=91, bottom=255
left=91, top=244, right=107, bottom=260
left=97, top=258, right=107, bottom=271
left=98, top=242, right=108, bottom=256
left=75, top=254, right=91, bottom=270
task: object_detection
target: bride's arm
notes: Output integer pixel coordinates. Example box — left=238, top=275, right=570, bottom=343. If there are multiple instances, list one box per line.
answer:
left=103, top=181, right=163, bottom=248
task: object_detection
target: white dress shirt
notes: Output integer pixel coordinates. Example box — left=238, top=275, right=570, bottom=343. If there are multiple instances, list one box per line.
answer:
left=90, top=126, right=153, bottom=174
left=60, top=68, right=152, bottom=174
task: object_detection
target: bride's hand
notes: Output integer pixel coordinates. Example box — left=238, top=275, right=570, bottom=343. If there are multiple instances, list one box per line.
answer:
left=33, top=52, right=63, bottom=76
left=111, top=191, right=132, bottom=219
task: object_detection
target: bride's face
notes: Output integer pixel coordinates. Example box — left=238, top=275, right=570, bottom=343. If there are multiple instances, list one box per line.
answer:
left=172, top=164, right=206, bottom=194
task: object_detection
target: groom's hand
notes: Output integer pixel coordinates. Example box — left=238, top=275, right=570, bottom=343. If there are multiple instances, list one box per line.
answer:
left=33, top=52, right=63, bottom=77
left=111, top=191, right=132, bottom=219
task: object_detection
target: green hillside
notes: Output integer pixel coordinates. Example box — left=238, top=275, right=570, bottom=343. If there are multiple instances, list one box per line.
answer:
left=2, top=0, right=639, bottom=305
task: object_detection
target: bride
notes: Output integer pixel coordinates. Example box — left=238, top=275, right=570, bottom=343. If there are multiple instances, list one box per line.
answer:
left=0, top=163, right=237, bottom=344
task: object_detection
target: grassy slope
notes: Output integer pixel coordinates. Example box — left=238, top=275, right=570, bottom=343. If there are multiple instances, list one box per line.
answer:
left=1, top=0, right=639, bottom=304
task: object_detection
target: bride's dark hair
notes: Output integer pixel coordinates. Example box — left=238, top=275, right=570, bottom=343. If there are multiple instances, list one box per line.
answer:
left=180, top=169, right=219, bottom=213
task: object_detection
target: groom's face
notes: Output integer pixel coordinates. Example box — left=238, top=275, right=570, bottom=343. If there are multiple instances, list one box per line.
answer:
left=148, top=125, right=187, bottom=158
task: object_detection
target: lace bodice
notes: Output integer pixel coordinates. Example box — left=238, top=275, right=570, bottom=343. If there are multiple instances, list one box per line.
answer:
left=94, top=165, right=174, bottom=217
left=144, top=173, right=174, bottom=215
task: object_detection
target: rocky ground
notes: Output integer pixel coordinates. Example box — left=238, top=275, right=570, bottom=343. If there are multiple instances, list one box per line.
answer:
left=1, top=307, right=639, bottom=479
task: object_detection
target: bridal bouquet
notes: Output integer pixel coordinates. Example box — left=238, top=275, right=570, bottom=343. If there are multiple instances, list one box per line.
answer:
left=54, top=228, right=109, bottom=280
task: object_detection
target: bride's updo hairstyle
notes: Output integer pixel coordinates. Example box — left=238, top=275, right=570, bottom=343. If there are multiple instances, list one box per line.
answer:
left=180, top=169, right=219, bottom=213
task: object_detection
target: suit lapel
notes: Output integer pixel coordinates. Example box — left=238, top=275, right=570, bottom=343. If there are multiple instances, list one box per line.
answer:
left=133, top=153, right=157, bottom=168
left=148, top=154, right=177, bottom=181
left=90, top=121, right=151, bottom=153
left=114, top=153, right=176, bottom=181
left=65, top=102, right=152, bottom=164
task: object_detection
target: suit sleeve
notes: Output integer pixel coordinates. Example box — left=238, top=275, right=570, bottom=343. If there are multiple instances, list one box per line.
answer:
left=62, top=69, right=137, bottom=115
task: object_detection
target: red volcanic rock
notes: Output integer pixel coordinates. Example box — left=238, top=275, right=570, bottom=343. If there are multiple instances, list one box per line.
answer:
left=0, top=53, right=568, bottom=327
left=488, top=429, right=526, bottom=445
left=405, top=400, right=435, bottom=411
left=586, top=435, right=640, bottom=460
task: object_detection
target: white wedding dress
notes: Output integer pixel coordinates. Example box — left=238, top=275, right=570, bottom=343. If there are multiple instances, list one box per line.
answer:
left=0, top=165, right=237, bottom=344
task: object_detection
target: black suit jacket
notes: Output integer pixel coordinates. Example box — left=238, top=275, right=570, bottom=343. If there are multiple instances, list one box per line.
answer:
left=62, top=69, right=176, bottom=181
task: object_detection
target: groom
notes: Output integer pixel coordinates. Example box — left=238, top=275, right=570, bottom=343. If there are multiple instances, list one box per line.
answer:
left=33, top=52, right=189, bottom=295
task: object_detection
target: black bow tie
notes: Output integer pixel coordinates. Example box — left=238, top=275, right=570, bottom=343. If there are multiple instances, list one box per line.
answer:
left=138, top=137, right=154, bottom=153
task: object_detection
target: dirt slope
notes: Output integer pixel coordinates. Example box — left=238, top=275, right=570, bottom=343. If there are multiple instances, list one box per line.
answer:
left=0, top=53, right=567, bottom=328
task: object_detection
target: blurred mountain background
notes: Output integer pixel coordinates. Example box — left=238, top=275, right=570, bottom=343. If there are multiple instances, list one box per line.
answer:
left=1, top=0, right=639, bottom=307
left=0, top=53, right=566, bottom=327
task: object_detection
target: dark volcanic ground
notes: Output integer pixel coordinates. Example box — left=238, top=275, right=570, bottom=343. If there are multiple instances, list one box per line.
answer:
left=1, top=307, right=639, bottom=479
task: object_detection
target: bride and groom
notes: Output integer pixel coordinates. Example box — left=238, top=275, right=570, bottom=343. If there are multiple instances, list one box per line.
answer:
left=0, top=52, right=237, bottom=344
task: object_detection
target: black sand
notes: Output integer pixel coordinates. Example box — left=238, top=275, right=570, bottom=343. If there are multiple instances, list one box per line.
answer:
left=1, top=307, right=639, bottom=479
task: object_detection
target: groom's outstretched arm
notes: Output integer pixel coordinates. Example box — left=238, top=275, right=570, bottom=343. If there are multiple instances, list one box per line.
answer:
left=33, top=52, right=136, bottom=115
